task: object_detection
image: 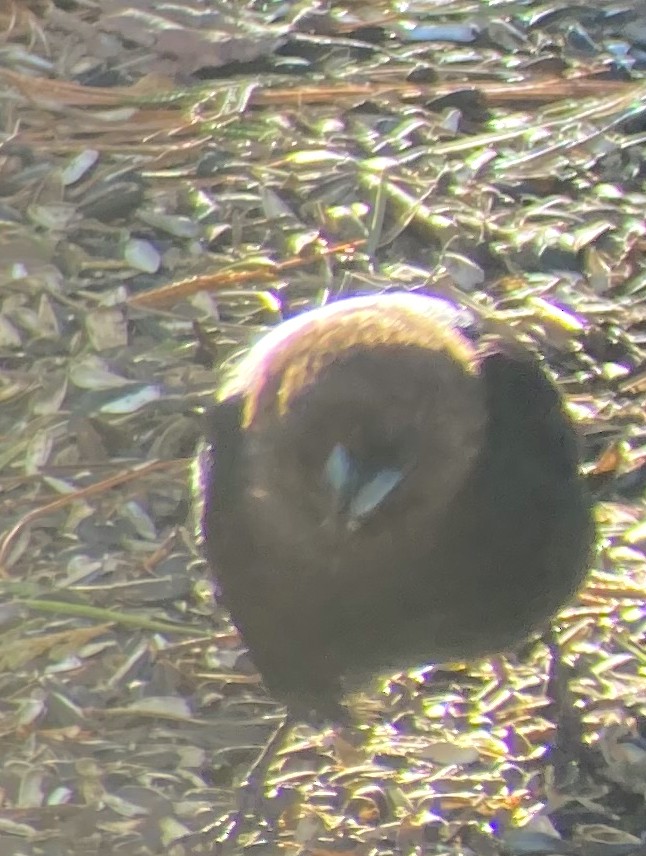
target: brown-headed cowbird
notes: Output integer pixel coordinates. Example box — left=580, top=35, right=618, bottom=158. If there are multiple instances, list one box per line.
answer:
left=195, top=292, right=594, bottom=840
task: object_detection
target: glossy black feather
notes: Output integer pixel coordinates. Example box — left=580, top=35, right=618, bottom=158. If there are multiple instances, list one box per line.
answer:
left=197, top=293, right=594, bottom=722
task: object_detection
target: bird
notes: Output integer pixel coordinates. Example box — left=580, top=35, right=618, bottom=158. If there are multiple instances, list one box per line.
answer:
left=195, top=291, right=594, bottom=844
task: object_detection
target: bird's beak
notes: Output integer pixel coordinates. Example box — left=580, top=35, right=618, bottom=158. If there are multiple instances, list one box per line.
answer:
left=322, top=443, right=405, bottom=531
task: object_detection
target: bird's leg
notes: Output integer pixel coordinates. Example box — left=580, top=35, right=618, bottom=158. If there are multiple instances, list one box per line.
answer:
left=215, top=713, right=295, bottom=851
left=543, top=629, right=590, bottom=786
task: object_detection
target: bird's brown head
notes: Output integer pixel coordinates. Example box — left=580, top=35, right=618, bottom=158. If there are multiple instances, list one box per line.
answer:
left=220, top=293, right=488, bottom=543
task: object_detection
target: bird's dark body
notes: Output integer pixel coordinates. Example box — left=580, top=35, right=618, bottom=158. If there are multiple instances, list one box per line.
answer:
left=197, top=293, right=594, bottom=722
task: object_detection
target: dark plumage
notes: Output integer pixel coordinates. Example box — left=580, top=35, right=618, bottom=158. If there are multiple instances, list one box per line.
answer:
left=197, top=292, right=594, bottom=725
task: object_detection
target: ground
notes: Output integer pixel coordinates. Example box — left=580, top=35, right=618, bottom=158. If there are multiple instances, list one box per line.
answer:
left=0, top=0, right=644, bottom=853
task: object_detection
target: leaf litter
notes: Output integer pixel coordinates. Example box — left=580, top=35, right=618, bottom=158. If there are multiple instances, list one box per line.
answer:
left=0, top=0, right=644, bottom=853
